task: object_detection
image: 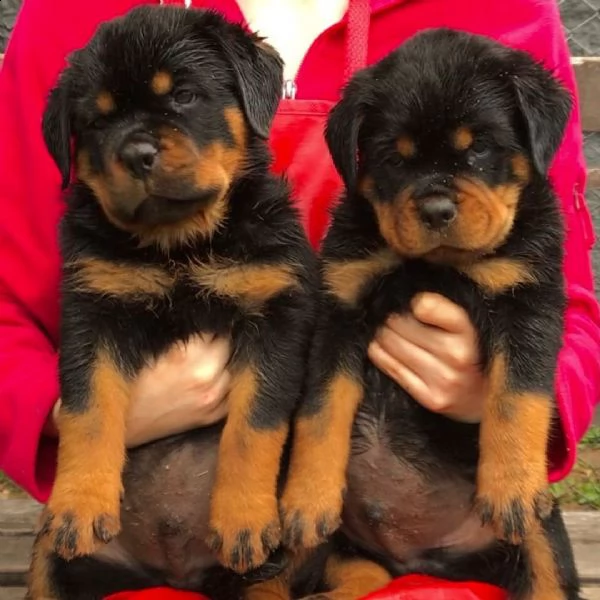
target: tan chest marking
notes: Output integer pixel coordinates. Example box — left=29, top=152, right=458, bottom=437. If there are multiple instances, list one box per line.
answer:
left=188, top=260, right=299, bottom=307
left=460, top=257, right=536, bottom=295
left=68, top=258, right=175, bottom=302
left=323, top=249, right=401, bottom=307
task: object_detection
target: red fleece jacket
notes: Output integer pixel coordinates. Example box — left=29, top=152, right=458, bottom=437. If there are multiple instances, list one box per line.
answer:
left=0, top=0, right=598, bottom=506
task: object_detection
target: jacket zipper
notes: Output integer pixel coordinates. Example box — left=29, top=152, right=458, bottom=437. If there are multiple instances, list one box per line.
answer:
left=277, top=0, right=388, bottom=100
left=233, top=0, right=403, bottom=100
left=282, top=80, right=298, bottom=99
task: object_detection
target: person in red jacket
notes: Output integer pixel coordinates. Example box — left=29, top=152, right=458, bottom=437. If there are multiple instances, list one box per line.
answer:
left=0, top=0, right=598, bottom=583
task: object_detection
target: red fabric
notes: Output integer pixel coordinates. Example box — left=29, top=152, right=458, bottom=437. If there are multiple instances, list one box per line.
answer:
left=101, top=576, right=507, bottom=600
left=0, top=0, right=598, bottom=504
left=106, top=589, right=209, bottom=600
left=360, top=575, right=507, bottom=600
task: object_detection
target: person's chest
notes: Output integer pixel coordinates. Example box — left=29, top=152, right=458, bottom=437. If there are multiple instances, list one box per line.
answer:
left=239, top=0, right=349, bottom=81
left=167, top=0, right=392, bottom=100
left=189, top=0, right=525, bottom=101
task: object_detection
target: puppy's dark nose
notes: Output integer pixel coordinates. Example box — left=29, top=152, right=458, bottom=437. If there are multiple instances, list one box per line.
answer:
left=417, top=196, right=457, bottom=230
left=119, top=140, right=158, bottom=178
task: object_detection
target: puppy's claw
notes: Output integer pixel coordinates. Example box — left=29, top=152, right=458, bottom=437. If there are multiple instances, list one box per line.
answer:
left=207, top=517, right=281, bottom=574
left=475, top=496, right=528, bottom=544
left=41, top=493, right=121, bottom=559
left=281, top=509, right=341, bottom=549
left=280, top=484, right=344, bottom=549
left=475, top=450, right=548, bottom=544
left=474, top=486, right=549, bottom=544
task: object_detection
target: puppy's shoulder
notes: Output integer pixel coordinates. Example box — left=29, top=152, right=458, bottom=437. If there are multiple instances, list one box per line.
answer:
left=225, top=173, right=315, bottom=260
left=322, top=192, right=383, bottom=261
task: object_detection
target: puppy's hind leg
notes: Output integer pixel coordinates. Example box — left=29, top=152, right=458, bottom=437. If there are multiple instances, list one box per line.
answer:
left=512, top=502, right=582, bottom=600
left=245, top=577, right=292, bottom=600
left=299, top=555, right=392, bottom=600
left=27, top=534, right=57, bottom=600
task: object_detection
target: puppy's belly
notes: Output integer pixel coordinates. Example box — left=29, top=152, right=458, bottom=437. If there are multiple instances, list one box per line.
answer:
left=343, top=443, right=495, bottom=563
left=343, top=373, right=495, bottom=565
left=92, top=425, right=223, bottom=589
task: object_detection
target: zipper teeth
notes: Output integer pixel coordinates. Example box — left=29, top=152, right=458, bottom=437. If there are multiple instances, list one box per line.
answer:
left=282, top=79, right=298, bottom=100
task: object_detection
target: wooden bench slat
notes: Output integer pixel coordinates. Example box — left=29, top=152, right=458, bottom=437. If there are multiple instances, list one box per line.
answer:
left=565, top=514, right=600, bottom=585
left=0, top=500, right=39, bottom=535
left=0, top=537, right=32, bottom=587
left=583, top=587, right=600, bottom=600
left=0, top=588, right=28, bottom=600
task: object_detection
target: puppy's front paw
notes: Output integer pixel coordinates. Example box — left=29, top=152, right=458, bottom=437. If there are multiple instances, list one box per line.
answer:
left=280, top=477, right=343, bottom=549
left=475, top=459, right=547, bottom=544
left=42, top=487, right=121, bottom=559
left=208, top=493, right=281, bottom=573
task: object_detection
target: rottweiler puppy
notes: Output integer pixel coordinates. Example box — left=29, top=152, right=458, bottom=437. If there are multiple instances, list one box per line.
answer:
left=279, top=28, right=582, bottom=600
left=28, top=5, right=318, bottom=598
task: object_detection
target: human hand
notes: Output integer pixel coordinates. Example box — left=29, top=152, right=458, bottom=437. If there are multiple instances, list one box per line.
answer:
left=368, top=293, right=487, bottom=423
left=47, top=335, right=232, bottom=446
left=125, top=334, right=231, bottom=447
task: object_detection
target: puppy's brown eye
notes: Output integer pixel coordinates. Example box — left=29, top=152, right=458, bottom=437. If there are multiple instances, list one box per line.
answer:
left=469, top=140, right=490, bottom=158
left=173, top=89, right=197, bottom=106
left=90, top=116, right=110, bottom=130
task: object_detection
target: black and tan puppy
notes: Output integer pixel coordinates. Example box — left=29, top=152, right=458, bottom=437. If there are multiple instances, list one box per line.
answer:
left=279, top=29, right=582, bottom=600
left=28, top=5, right=318, bottom=598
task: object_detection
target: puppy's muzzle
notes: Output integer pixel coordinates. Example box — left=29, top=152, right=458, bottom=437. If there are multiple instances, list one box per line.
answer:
left=119, top=135, right=159, bottom=179
left=413, top=183, right=457, bottom=230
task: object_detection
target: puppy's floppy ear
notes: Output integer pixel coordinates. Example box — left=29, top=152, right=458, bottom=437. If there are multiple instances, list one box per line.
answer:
left=511, top=56, right=572, bottom=175
left=222, top=28, right=284, bottom=139
left=325, top=71, right=373, bottom=193
left=42, top=71, right=74, bottom=190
